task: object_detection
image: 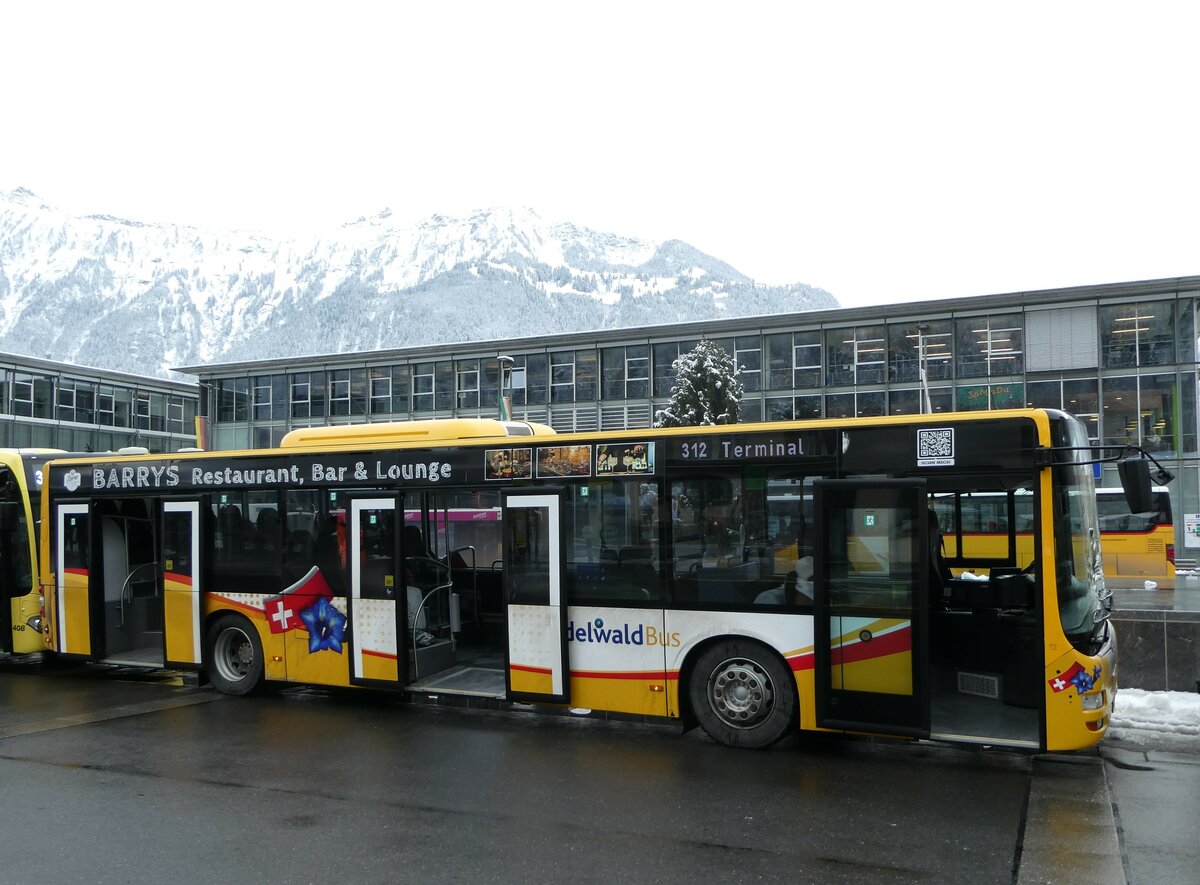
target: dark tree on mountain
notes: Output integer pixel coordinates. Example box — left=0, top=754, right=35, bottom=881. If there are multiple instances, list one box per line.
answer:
left=654, top=338, right=743, bottom=427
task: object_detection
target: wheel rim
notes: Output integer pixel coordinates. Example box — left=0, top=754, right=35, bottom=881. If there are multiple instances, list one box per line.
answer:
left=707, top=656, right=775, bottom=729
left=213, top=626, right=255, bottom=683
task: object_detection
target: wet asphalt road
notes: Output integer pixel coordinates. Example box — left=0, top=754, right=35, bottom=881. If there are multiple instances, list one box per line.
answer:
left=0, top=658, right=1196, bottom=885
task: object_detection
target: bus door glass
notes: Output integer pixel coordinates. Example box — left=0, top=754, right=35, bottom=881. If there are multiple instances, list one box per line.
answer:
left=347, top=496, right=405, bottom=686
left=161, top=501, right=202, bottom=667
left=813, top=479, right=929, bottom=736
left=503, top=489, right=569, bottom=704
left=53, top=503, right=92, bottom=656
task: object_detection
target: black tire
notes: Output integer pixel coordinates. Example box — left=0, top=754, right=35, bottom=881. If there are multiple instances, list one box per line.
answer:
left=205, top=613, right=265, bottom=696
left=688, top=639, right=796, bottom=749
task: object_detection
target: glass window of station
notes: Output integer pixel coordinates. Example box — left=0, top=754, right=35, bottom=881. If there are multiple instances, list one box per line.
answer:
left=204, top=294, right=1199, bottom=460
left=0, top=366, right=195, bottom=452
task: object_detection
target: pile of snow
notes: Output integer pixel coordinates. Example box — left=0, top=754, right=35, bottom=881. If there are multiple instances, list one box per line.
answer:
left=1112, top=689, right=1200, bottom=735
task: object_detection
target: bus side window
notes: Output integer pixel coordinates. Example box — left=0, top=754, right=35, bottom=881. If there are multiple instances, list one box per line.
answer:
left=670, top=469, right=777, bottom=607
left=564, top=479, right=662, bottom=605
left=282, top=490, right=324, bottom=589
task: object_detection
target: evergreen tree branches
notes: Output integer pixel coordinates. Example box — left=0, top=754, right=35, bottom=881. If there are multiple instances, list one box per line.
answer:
left=654, top=338, right=743, bottom=427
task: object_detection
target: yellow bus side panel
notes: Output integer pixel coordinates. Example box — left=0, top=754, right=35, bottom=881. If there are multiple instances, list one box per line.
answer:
left=568, top=672, right=670, bottom=717
left=829, top=619, right=913, bottom=696
left=1101, top=528, right=1175, bottom=587
left=163, top=577, right=197, bottom=663
left=283, top=627, right=351, bottom=686
left=361, top=651, right=398, bottom=683
left=262, top=620, right=287, bottom=681
left=830, top=652, right=913, bottom=696
left=793, top=668, right=821, bottom=731
left=10, top=596, right=44, bottom=653
left=63, top=571, right=90, bottom=656
left=510, top=665, right=553, bottom=695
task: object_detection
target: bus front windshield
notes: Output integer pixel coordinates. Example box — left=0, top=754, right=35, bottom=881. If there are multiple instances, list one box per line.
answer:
left=0, top=467, right=34, bottom=598
left=1051, top=417, right=1106, bottom=650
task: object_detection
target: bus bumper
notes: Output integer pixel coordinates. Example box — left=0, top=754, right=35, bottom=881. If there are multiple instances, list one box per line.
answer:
left=1044, top=623, right=1117, bottom=752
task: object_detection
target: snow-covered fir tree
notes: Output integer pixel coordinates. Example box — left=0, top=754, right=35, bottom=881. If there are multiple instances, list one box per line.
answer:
left=654, top=339, right=743, bottom=427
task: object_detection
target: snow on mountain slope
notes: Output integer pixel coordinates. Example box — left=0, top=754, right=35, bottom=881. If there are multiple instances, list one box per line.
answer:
left=0, top=188, right=837, bottom=377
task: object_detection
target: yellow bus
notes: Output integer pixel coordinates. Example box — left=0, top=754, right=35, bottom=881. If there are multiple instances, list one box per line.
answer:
left=36, top=410, right=1139, bottom=751
left=930, top=486, right=1175, bottom=589
left=0, top=449, right=74, bottom=655
left=1095, top=486, right=1174, bottom=589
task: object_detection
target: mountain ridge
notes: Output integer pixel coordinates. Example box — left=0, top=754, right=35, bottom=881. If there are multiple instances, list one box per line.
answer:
left=0, top=189, right=837, bottom=378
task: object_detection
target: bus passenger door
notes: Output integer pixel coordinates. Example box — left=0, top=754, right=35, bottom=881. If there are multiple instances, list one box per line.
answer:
left=161, top=501, right=203, bottom=668
left=347, top=496, right=405, bottom=687
left=503, top=489, right=569, bottom=704
left=53, top=503, right=92, bottom=656
left=812, top=479, right=929, bottom=737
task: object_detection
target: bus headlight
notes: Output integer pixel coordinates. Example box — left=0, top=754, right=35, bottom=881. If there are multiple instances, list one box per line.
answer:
left=26, top=614, right=43, bottom=633
left=1081, top=691, right=1106, bottom=711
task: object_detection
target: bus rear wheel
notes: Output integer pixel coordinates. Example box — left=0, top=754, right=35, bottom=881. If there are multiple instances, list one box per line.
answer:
left=206, top=613, right=265, bottom=696
left=689, top=640, right=796, bottom=749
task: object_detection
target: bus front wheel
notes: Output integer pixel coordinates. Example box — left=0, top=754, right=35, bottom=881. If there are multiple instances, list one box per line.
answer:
left=206, top=613, right=265, bottom=696
left=689, top=640, right=796, bottom=749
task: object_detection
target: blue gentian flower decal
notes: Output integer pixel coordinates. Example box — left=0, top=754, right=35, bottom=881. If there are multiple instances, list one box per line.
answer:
left=299, top=596, right=347, bottom=654
left=1070, top=664, right=1101, bottom=694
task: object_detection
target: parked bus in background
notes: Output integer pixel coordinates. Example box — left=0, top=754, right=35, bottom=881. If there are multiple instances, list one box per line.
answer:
left=931, top=487, right=1174, bottom=590
left=36, top=410, right=1142, bottom=752
left=0, top=449, right=70, bottom=654
left=1094, top=486, right=1174, bottom=589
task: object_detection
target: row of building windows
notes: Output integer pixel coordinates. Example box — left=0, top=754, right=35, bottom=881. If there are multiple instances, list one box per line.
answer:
left=756, top=372, right=1194, bottom=453
left=0, top=369, right=197, bottom=439
left=210, top=370, right=1197, bottom=463
left=0, top=421, right=190, bottom=454
left=213, top=301, right=1196, bottom=426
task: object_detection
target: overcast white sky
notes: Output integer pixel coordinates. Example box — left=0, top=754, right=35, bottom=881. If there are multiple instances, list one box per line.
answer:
left=2, top=1, right=1198, bottom=308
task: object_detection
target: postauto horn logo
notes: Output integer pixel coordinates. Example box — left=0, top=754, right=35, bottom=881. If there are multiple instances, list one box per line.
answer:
left=567, top=617, right=679, bottom=648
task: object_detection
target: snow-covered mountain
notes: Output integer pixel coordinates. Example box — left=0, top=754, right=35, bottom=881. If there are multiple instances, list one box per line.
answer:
left=0, top=188, right=837, bottom=377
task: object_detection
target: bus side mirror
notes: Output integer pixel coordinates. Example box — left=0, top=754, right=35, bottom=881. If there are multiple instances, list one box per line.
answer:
left=1117, top=458, right=1154, bottom=514
left=0, top=501, right=19, bottom=533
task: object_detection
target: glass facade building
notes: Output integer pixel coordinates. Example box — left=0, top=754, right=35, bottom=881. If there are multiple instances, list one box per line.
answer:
left=0, top=353, right=199, bottom=453
left=179, top=275, right=1200, bottom=554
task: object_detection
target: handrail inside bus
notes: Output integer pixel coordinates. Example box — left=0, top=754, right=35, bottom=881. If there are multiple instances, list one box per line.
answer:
left=449, top=545, right=477, bottom=625
left=119, top=561, right=158, bottom=629
left=450, top=545, right=476, bottom=570
left=412, top=582, right=455, bottom=680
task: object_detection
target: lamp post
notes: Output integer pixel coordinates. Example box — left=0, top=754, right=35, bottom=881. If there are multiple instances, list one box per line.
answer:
left=497, top=354, right=514, bottom=420
left=917, top=325, right=932, bottom=414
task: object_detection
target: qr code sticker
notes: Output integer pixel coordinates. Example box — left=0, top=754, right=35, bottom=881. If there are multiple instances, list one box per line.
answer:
left=917, top=428, right=954, bottom=465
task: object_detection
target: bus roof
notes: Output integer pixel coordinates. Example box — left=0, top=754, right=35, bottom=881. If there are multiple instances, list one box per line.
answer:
left=42, top=407, right=1066, bottom=468
left=278, top=419, right=557, bottom=449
